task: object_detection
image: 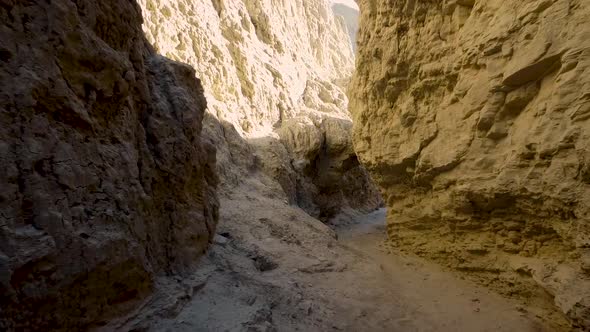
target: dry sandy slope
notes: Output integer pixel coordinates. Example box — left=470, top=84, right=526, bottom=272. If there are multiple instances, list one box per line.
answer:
left=106, top=179, right=551, bottom=332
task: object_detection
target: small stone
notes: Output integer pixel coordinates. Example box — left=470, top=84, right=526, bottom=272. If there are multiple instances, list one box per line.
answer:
left=252, top=254, right=278, bottom=272
left=245, top=295, right=257, bottom=306
left=214, top=234, right=229, bottom=246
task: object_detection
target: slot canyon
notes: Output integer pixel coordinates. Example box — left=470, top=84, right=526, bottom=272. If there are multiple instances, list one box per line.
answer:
left=0, top=0, right=589, bottom=331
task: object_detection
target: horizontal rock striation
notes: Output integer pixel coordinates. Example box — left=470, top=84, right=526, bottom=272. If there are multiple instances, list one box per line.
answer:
left=0, top=0, right=218, bottom=329
left=350, top=0, right=590, bottom=328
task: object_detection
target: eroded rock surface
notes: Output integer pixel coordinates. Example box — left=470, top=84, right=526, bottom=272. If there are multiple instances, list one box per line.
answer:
left=139, top=0, right=354, bottom=133
left=0, top=1, right=217, bottom=329
left=350, top=0, right=590, bottom=328
left=332, top=3, right=360, bottom=52
left=138, top=0, right=381, bottom=219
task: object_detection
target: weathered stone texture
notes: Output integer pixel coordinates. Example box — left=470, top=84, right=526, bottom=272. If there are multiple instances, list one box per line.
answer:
left=0, top=1, right=218, bottom=329
left=350, top=0, right=590, bottom=328
left=139, top=0, right=356, bottom=136
left=138, top=0, right=382, bottom=219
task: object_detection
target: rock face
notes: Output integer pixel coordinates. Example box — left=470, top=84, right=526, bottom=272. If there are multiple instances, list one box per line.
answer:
left=0, top=1, right=218, bottom=329
left=139, top=0, right=381, bottom=219
left=331, top=3, right=360, bottom=52
left=139, top=0, right=354, bottom=134
left=272, top=116, right=382, bottom=220
left=350, top=0, right=590, bottom=328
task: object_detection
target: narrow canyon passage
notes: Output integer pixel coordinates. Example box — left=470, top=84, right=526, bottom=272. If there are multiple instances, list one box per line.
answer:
left=337, top=210, right=547, bottom=331
left=2, top=0, right=589, bottom=330
left=111, top=195, right=549, bottom=331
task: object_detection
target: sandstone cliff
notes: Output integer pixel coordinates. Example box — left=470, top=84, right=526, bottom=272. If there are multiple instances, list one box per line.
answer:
left=0, top=1, right=217, bottom=329
left=138, top=0, right=382, bottom=220
left=350, top=0, right=590, bottom=328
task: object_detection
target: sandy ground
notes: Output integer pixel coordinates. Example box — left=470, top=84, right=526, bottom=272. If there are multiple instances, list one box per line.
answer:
left=107, top=181, right=551, bottom=332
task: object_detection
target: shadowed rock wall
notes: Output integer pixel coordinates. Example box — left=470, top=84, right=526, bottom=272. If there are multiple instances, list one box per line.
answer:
left=0, top=0, right=218, bottom=329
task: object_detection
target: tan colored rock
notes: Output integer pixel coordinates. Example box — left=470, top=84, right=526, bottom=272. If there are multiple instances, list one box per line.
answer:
left=0, top=1, right=217, bottom=329
left=350, top=0, right=590, bottom=328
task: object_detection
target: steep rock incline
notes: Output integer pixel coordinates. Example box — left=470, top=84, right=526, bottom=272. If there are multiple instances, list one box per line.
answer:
left=138, top=0, right=382, bottom=220
left=0, top=1, right=217, bottom=329
left=332, top=3, right=360, bottom=52
left=350, top=0, right=590, bottom=328
left=140, top=0, right=354, bottom=133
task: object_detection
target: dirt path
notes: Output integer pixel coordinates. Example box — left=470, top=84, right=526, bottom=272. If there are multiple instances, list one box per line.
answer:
left=109, top=189, right=550, bottom=332
left=334, top=209, right=549, bottom=331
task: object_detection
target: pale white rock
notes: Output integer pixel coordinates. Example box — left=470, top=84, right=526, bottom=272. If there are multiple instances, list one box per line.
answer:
left=350, top=0, right=590, bottom=328
left=138, top=0, right=355, bottom=138
left=330, top=0, right=359, bottom=11
left=137, top=0, right=381, bottom=220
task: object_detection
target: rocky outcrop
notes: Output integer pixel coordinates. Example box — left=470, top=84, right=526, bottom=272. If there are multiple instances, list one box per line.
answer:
left=139, top=0, right=381, bottom=218
left=350, top=0, right=590, bottom=328
left=269, top=116, right=382, bottom=221
left=0, top=1, right=217, bottom=329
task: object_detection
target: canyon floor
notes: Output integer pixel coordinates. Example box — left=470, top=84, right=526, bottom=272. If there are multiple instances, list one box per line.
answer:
left=103, top=180, right=555, bottom=332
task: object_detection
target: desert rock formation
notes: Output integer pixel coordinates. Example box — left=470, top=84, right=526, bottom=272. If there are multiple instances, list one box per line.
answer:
left=138, top=0, right=381, bottom=219
left=350, top=0, right=590, bottom=328
left=0, top=1, right=217, bottom=329
left=0, top=0, right=379, bottom=329
left=331, top=2, right=360, bottom=52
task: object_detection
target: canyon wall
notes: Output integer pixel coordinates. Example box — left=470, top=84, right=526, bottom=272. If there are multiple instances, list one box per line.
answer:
left=350, top=0, right=590, bottom=328
left=0, top=1, right=217, bottom=329
left=1, top=0, right=376, bottom=329
left=332, top=3, right=360, bottom=52
left=138, top=0, right=382, bottom=220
